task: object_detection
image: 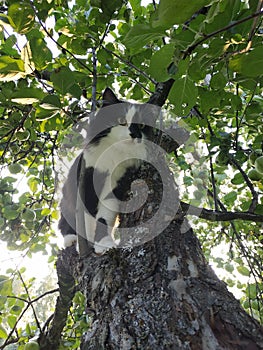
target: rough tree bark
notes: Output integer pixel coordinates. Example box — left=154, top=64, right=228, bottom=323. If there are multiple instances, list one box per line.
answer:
left=65, top=160, right=263, bottom=350
left=50, top=81, right=263, bottom=350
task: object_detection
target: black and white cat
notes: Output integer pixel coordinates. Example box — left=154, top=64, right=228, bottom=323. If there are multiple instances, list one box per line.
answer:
left=59, top=88, right=152, bottom=255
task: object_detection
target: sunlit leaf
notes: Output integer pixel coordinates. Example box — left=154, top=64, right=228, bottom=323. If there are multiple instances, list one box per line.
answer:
left=168, top=75, right=198, bottom=115
left=0, top=326, right=8, bottom=339
left=29, top=36, right=53, bottom=70
left=27, top=177, right=39, bottom=193
left=237, top=265, right=250, bottom=277
left=11, top=88, right=46, bottom=105
left=51, top=210, right=59, bottom=220
left=229, top=47, right=263, bottom=77
left=41, top=208, right=51, bottom=216
left=153, top=0, right=211, bottom=27
left=8, top=2, right=35, bottom=34
left=40, top=95, right=61, bottom=110
left=0, top=56, right=25, bottom=81
left=7, top=315, right=17, bottom=329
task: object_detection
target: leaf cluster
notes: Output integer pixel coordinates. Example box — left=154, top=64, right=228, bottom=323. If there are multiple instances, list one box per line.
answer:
left=0, top=0, right=263, bottom=347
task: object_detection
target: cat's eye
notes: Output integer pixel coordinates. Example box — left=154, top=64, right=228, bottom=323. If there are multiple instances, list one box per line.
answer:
left=118, top=117, right=127, bottom=126
left=139, top=123, right=145, bottom=129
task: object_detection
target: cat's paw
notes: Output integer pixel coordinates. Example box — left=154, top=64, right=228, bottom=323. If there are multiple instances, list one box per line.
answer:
left=94, top=236, right=117, bottom=255
left=64, top=234, right=77, bottom=247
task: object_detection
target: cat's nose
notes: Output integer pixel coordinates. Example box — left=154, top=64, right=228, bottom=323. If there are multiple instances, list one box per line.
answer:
left=129, top=131, right=142, bottom=139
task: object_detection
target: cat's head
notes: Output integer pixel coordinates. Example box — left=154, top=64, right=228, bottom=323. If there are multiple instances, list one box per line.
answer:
left=89, top=88, right=154, bottom=143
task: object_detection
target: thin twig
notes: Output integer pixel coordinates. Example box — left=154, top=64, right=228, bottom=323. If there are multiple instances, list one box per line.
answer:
left=101, top=45, right=157, bottom=84
left=91, top=47, right=97, bottom=112
left=17, top=271, right=42, bottom=331
left=234, top=84, right=240, bottom=150
left=209, top=155, right=219, bottom=211
left=183, top=10, right=263, bottom=58
left=99, top=22, right=111, bottom=47
left=248, top=0, right=263, bottom=42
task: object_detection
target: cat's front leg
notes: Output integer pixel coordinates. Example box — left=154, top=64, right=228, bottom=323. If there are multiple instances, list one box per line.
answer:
left=93, top=199, right=118, bottom=254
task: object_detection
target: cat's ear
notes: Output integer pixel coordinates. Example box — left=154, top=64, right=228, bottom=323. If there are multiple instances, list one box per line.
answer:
left=102, top=88, right=120, bottom=107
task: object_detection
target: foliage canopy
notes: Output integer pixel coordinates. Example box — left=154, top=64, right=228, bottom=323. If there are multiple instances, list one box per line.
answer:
left=0, top=0, right=262, bottom=348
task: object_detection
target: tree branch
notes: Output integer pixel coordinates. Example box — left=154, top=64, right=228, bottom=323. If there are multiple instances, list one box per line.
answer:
left=183, top=10, right=263, bottom=58
left=38, top=248, right=78, bottom=350
left=181, top=201, right=263, bottom=222
left=147, top=78, right=174, bottom=106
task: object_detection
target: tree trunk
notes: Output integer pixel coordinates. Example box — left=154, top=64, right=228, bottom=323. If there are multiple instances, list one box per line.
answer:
left=65, top=157, right=263, bottom=350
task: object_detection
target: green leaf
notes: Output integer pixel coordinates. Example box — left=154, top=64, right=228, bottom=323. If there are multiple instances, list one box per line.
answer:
left=11, top=88, right=46, bottom=105
left=246, top=284, right=257, bottom=299
left=0, top=325, right=8, bottom=339
left=129, top=0, right=141, bottom=13
left=124, top=24, right=165, bottom=51
left=35, top=107, right=58, bottom=121
left=198, top=88, right=221, bottom=114
left=22, top=209, right=36, bottom=222
left=153, top=0, right=211, bottom=28
left=223, top=191, right=237, bottom=204
left=237, top=265, right=250, bottom=277
left=29, top=36, right=52, bottom=70
left=148, top=44, right=174, bottom=81
left=40, top=95, right=61, bottom=110
left=229, top=47, right=263, bottom=77
left=25, top=323, right=31, bottom=335
left=68, top=83, right=82, bottom=99
left=0, top=56, right=25, bottom=81
left=210, top=72, right=227, bottom=89
left=101, top=0, right=122, bottom=17
left=51, top=210, right=59, bottom=220
left=1, top=34, right=19, bottom=56
left=11, top=305, right=22, bottom=314
left=7, top=315, right=17, bottom=329
left=27, top=177, right=39, bottom=193
left=8, top=2, right=35, bottom=34
left=225, top=263, right=234, bottom=273
left=168, top=75, right=198, bottom=115
left=0, top=275, right=12, bottom=296
left=16, top=130, right=30, bottom=141
left=8, top=163, right=23, bottom=174
left=255, top=204, right=263, bottom=215
left=50, top=67, right=76, bottom=95
left=2, top=206, right=20, bottom=220
left=231, top=173, right=244, bottom=185
left=41, top=208, right=51, bottom=216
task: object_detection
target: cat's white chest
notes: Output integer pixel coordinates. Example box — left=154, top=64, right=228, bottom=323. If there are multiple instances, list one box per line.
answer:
left=83, top=125, right=147, bottom=174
